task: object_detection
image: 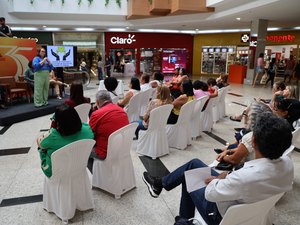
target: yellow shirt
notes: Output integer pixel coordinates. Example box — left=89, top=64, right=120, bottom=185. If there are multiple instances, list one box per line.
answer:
left=173, top=95, right=194, bottom=116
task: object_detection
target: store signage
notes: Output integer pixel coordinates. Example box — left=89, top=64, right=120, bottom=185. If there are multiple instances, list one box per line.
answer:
left=241, top=34, right=250, bottom=43
left=266, top=35, right=295, bottom=43
left=110, top=34, right=136, bottom=45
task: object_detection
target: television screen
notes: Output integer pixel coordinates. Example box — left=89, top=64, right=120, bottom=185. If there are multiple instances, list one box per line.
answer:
left=46, top=45, right=76, bottom=67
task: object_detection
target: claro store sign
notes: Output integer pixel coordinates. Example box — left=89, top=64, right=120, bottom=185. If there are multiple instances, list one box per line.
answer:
left=110, top=34, right=136, bottom=44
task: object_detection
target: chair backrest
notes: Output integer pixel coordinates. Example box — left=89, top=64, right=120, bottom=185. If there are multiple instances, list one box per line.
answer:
left=74, top=103, right=91, bottom=123
left=106, top=123, right=138, bottom=161
left=0, top=76, right=17, bottom=88
left=220, top=192, right=284, bottom=225
left=147, top=104, right=173, bottom=131
left=176, top=100, right=196, bottom=125
left=139, top=88, right=154, bottom=115
left=292, top=127, right=300, bottom=149
left=150, top=88, right=157, bottom=100
left=126, top=92, right=142, bottom=122
left=51, top=139, right=95, bottom=179
left=111, top=95, right=119, bottom=104
left=192, top=95, right=209, bottom=120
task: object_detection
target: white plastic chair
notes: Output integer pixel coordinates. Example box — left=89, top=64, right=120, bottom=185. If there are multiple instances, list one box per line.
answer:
left=139, top=88, right=154, bottom=117
left=292, top=127, right=300, bottom=149
left=166, top=100, right=196, bottom=150
left=136, top=104, right=173, bottom=159
left=194, top=192, right=284, bottom=225
left=191, top=95, right=209, bottom=139
left=74, top=103, right=91, bottom=123
left=126, top=92, right=142, bottom=122
left=111, top=95, right=119, bottom=104
left=98, top=79, right=124, bottom=97
left=213, top=89, right=222, bottom=123
left=92, top=123, right=138, bottom=199
left=218, top=86, right=229, bottom=119
left=43, top=139, right=96, bottom=224
left=200, top=97, right=217, bottom=132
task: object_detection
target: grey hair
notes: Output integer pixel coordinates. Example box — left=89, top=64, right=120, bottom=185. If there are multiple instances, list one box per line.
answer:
left=247, top=101, right=272, bottom=131
left=96, top=90, right=112, bottom=102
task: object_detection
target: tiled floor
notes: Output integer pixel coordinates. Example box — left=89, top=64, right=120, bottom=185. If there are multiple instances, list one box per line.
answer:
left=0, top=77, right=299, bottom=225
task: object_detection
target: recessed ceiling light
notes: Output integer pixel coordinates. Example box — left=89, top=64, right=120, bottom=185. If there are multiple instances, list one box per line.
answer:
left=236, top=17, right=241, bottom=21
left=195, top=29, right=199, bottom=31
left=126, top=26, right=130, bottom=29
left=75, top=28, right=95, bottom=31
left=11, top=27, right=38, bottom=31
left=42, top=25, right=47, bottom=28
left=108, top=28, right=126, bottom=32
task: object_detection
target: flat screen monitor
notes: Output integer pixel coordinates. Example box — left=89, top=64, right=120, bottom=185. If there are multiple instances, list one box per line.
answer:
left=221, top=48, right=228, bottom=53
left=208, top=48, right=214, bottom=53
left=203, top=48, right=208, bottom=53
left=215, top=48, right=220, bottom=53
left=45, top=45, right=77, bottom=67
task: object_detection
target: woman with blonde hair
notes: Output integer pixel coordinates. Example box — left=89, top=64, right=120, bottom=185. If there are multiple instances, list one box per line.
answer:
left=134, top=85, right=172, bottom=139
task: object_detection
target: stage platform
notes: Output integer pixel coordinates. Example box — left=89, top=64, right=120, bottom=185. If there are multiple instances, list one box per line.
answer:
left=0, top=97, right=65, bottom=126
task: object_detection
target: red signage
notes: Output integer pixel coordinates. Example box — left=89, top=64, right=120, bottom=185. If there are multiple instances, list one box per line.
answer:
left=266, top=35, right=295, bottom=43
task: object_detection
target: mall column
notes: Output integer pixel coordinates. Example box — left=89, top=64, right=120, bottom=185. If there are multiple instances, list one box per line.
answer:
left=244, top=19, right=268, bottom=86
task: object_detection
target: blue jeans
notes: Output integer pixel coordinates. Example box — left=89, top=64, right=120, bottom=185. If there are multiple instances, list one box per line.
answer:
left=134, top=120, right=147, bottom=138
left=98, top=67, right=103, bottom=80
left=162, top=159, right=222, bottom=225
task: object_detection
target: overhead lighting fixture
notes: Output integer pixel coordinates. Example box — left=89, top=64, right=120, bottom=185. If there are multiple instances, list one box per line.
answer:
left=138, top=29, right=180, bottom=33
left=44, top=27, right=61, bottom=31
left=236, top=17, right=241, bottom=21
left=180, top=30, right=196, bottom=34
left=126, top=26, right=130, bottom=29
left=74, top=28, right=95, bottom=31
left=267, top=27, right=280, bottom=31
left=108, top=28, right=126, bottom=32
left=11, top=27, right=38, bottom=31
left=42, top=25, right=47, bottom=28
left=294, top=27, right=300, bottom=30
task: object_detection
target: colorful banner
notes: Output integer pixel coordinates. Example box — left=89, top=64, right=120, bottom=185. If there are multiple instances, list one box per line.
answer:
left=0, top=38, right=36, bottom=77
left=162, top=49, right=186, bottom=74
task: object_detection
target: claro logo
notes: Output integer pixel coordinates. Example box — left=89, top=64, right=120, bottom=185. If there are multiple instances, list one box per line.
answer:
left=110, top=34, right=136, bottom=44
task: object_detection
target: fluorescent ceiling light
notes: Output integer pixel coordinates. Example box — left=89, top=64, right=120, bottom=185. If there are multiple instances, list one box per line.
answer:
left=138, top=29, right=180, bottom=33
left=74, top=28, right=95, bottom=31
left=108, top=28, right=126, bottom=32
left=11, top=27, right=38, bottom=31
left=42, top=25, right=47, bottom=28
left=180, top=30, right=196, bottom=34
left=236, top=17, right=241, bottom=21
left=44, top=27, right=61, bottom=31
left=294, top=27, right=300, bottom=30
left=267, top=27, right=280, bottom=31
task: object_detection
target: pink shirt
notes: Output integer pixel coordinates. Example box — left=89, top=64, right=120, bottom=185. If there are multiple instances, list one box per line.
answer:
left=193, top=89, right=210, bottom=100
left=257, top=57, right=264, bottom=67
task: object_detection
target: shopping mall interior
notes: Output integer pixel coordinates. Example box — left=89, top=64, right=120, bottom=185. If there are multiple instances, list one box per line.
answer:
left=0, top=0, right=300, bottom=224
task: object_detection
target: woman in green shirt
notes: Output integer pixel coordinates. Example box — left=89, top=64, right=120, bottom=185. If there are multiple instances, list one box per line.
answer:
left=37, top=104, right=94, bottom=177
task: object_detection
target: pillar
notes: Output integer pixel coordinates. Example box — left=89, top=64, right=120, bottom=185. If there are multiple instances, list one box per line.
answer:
left=244, top=19, right=268, bottom=85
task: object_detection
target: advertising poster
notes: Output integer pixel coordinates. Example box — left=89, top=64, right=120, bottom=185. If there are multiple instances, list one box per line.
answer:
left=162, top=49, right=186, bottom=74
left=0, top=37, right=36, bottom=77
left=46, top=45, right=74, bottom=67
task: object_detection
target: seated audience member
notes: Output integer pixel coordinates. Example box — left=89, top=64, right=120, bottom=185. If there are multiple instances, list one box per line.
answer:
left=143, top=112, right=293, bottom=225
left=117, top=77, right=140, bottom=109
left=207, top=78, right=218, bottom=98
left=24, top=60, right=35, bottom=91
left=37, top=104, right=94, bottom=178
left=135, top=85, right=173, bottom=138
left=64, top=80, right=90, bottom=107
left=89, top=90, right=129, bottom=162
left=274, top=98, right=300, bottom=130
left=216, top=74, right=229, bottom=89
left=230, top=81, right=286, bottom=122
left=214, top=101, right=272, bottom=165
left=104, top=77, right=119, bottom=99
left=167, top=80, right=195, bottom=124
left=150, top=72, right=164, bottom=88
left=140, top=74, right=151, bottom=92
left=193, top=80, right=210, bottom=100
left=170, top=67, right=188, bottom=99
left=49, top=70, right=69, bottom=99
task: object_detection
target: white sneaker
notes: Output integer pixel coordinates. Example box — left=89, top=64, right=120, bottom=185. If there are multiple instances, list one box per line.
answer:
left=57, top=96, right=62, bottom=100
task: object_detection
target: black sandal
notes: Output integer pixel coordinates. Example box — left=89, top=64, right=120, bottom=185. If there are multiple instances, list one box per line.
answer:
left=230, top=116, right=242, bottom=122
